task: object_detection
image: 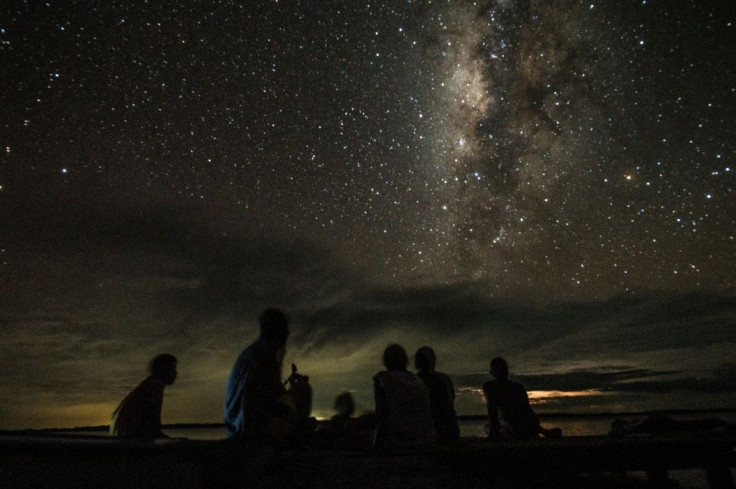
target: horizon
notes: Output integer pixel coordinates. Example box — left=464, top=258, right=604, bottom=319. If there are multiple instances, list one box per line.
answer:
left=8, top=407, right=736, bottom=433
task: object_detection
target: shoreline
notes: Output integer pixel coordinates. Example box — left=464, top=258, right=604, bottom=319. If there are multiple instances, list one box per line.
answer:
left=0, top=408, right=736, bottom=436
left=2, top=407, right=735, bottom=435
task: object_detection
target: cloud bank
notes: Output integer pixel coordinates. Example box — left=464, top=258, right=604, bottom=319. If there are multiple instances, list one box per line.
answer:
left=1, top=202, right=734, bottom=428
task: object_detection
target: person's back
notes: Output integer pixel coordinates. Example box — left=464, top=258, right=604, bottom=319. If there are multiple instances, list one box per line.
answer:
left=483, top=376, right=539, bottom=438
left=483, top=357, right=541, bottom=438
left=224, top=309, right=292, bottom=442
left=373, top=344, right=436, bottom=449
left=224, top=337, right=289, bottom=438
left=110, top=354, right=177, bottom=438
left=483, top=357, right=561, bottom=439
left=415, top=347, right=459, bottom=445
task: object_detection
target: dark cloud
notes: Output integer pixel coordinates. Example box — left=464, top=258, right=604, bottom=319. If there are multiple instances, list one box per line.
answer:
left=599, top=363, right=736, bottom=395
left=2, top=197, right=363, bottom=313
left=454, top=367, right=671, bottom=392
left=296, top=286, right=736, bottom=355
left=455, top=363, right=736, bottom=398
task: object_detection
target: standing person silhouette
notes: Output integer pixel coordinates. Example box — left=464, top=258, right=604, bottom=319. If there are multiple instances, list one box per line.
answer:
left=415, top=346, right=459, bottom=445
left=110, top=353, right=177, bottom=438
left=483, top=357, right=561, bottom=439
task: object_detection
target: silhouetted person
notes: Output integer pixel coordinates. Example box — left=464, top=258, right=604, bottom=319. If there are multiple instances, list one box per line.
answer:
left=330, top=391, right=356, bottom=429
left=415, top=346, right=460, bottom=445
left=110, top=353, right=177, bottom=438
left=312, top=391, right=362, bottom=449
left=284, top=362, right=317, bottom=435
left=224, top=308, right=300, bottom=443
left=373, top=344, right=436, bottom=449
left=483, top=357, right=561, bottom=439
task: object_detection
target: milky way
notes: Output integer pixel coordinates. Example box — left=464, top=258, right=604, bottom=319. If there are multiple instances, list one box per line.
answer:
left=3, top=0, right=734, bottom=299
left=1, top=1, right=734, bottom=428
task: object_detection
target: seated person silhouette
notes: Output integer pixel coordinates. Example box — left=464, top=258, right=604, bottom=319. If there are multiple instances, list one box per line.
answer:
left=330, top=391, right=356, bottom=432
left=317, top=391, right=360, bottom=449
left=373, top=344, right=436, bottom=449
left=224, top=309, right=311, bottom=444
left=110, top=353, right=177, bottom=438
left=483, top=357, right=561, bottom=439
left=415, top=346, right=460, bottom=445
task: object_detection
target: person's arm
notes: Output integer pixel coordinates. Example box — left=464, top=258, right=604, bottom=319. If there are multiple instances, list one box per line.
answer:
left=133, top=382, right=165, bottom=438
left=445, top=375, right=456, bottom=405
left=241, top=358, right=288, bottom=432
left=484, top=383, right=500, bottom=437
left=373, top=375, right=388, bottom=447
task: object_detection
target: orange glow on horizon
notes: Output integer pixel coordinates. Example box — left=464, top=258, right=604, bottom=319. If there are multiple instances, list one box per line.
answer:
left=528, top=389, right=602, bottom=404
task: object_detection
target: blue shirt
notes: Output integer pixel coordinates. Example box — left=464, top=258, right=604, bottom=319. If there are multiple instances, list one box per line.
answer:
left=224, top=338, right=285, bottom=438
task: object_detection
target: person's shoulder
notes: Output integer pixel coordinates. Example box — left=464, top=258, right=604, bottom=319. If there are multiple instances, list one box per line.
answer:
left=123, top=376, right=163, bottom=403
left=416, top=370, right=434, bottom=382
left=136, top=375, right=163, bottom=391
left=509, top=379, right=526, bottom=390
left=373, top=370, right=388, bottom=382
left=234, top=341, right=256, bottom=358
left=403, top=370, right=424, bottom=383
left=435, top=370, right=453, bottom=383
left=407, top=371, right=431, bottom=392
left=418, top=369, right=439, bottom=378
left=239, top=340, right=270, bottom=361
left=375, top=369, right=418, bottom=386
left=419, top=370, right=444, bottom=386
left=250, top=338, right=269, bottom=353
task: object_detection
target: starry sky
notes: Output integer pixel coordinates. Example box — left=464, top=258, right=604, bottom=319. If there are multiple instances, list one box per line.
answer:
left=1, top=0, right=734, bottom=430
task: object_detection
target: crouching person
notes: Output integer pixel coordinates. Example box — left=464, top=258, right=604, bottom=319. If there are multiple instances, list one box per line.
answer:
left=110, top=353, right=177, bottom=438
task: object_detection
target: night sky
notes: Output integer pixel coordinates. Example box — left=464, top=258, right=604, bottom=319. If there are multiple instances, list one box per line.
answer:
left=1, top=1, right=734, bottom=430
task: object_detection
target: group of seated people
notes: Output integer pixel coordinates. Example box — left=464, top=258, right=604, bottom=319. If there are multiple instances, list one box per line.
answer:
left=110, top=308, right=559, bottom=446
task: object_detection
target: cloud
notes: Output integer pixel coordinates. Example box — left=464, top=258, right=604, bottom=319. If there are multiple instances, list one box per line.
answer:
left=453, top=362, right=736, bottom=405
left=2, top=199, right=735, bottom=427
left=598, top=363, right=736, bottom=394
left=296, top=287, right=736, bottom=360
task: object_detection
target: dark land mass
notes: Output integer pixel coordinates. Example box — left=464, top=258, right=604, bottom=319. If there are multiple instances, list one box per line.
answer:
left=1, top=432, right=735, bottom=489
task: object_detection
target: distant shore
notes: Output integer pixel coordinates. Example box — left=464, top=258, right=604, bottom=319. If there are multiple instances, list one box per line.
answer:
left=2, top=407, right=734, bottom=435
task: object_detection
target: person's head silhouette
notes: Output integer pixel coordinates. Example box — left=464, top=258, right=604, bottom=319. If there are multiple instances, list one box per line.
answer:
left=259, top=308, right=289, bottom=346
left=333, top=391, right=355, bottom=417
left=383, top=344, right=408, bottom=371
left=414, top=346, right=436, bottom=372
left=490, top=357, right=509, bottom=379
left=149, top=353, right=178, bottom=385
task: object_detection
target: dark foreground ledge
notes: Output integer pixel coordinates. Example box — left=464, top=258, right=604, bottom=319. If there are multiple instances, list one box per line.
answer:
left=1, top=434, right=735, bottom=489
